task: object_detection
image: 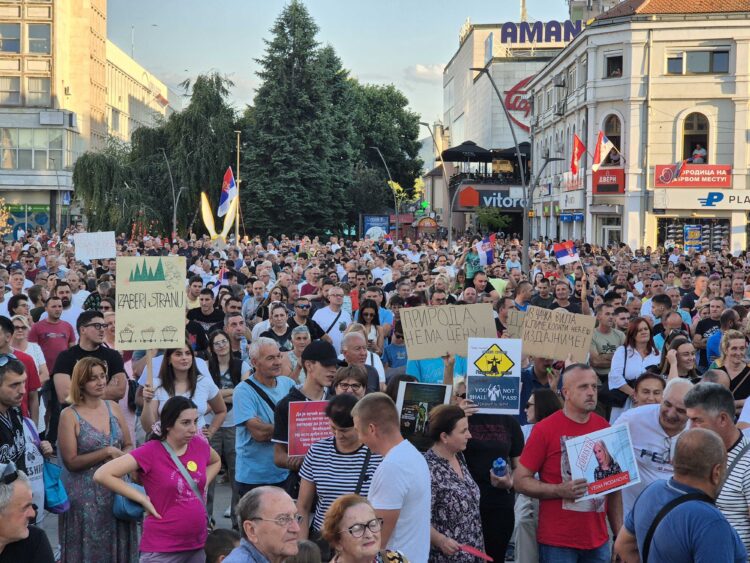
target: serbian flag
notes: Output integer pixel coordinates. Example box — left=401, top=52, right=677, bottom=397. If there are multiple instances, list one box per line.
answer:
left=474, top=234, right=496, bottom=266
left=554, top=240, right=580, bottom=266
left=670, top=159, right=689, bottom=179
left=217, top=167, right=238, bottom=217
left=571, top=134, right=586, bottom=175
left=591, top=131, right=615, bottom=172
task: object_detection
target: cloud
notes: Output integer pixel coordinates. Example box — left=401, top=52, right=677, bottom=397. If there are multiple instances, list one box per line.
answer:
left=404, top=63, right=445, bottom=84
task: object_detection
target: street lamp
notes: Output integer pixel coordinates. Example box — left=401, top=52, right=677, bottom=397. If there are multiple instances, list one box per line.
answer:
left=369, top=146, right=399, bottom=240
left=160, top=148, right=185, bottom=241
left=526, top=155, right=564, bottom=258
left=419, top=122, right=454, bottom=248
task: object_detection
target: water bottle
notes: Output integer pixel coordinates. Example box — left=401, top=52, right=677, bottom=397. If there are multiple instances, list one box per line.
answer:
left=492, top=457, right=507, bottom=477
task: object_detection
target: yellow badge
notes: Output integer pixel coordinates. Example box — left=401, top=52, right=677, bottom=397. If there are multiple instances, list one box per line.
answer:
left=186, top=460, right=197, bottom=472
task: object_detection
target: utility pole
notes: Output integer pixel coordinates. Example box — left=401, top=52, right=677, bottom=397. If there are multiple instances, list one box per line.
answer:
left=370, top=146, right=398, bottom=240
left=235, top=130, right=241, bottom=248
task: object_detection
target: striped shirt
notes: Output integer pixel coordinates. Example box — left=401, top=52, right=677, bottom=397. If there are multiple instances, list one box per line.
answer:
left=299, top=437, right=383, bottom=531
left=717, top=434, right=750, bottom=551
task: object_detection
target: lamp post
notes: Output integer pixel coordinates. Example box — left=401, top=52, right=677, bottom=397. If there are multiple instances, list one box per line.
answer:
left=369, top=146, right=399, bottom=240
left=526, top=156, right=564, bottom=261
left=160, top=147, right=185, bottom=241
left=469, top=67, right=533, bottom=270
left=419, top=121, right=454, bottom=249
left=234, top=130, right=241, bottom=247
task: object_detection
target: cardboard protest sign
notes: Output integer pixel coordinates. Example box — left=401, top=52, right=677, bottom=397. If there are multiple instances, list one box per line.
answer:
left=74, top=231, right=116, bottom=262
left=400, top=303, right=496, bottom=360
left=564, top=424, right=640, bottom=502
left=520, top=306, right=595, bottom=362
left=466, top=338, right=522, bottom=415
left=115, top=257, right=186, bottom=350
left=288, top=401, right=332, bottom=456
left=506, top=308, right=525, bottom=338
left=395, top=381, right=451, bottom=451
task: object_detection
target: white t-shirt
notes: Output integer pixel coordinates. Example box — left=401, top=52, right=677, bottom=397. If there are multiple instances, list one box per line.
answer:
left=22, top=417, right=45, bottom=523
left=152, top=374, right=220, bottom=429
left=312, top=306, right=352, bottom=354
left=614, top=404, right=683, bottom=516
left=136, top=355, right=210, bottom=387
left=368, top=440, right=431, bottom=562
left=608, top=346, right=661, bottom=423
left=71, top=289, right=90, bottom=309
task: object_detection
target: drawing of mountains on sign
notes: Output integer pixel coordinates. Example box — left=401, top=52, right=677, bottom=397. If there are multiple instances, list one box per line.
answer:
left=129, top=259, right=166, bottom=282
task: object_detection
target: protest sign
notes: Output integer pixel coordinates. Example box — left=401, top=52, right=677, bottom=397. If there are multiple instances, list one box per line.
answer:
left=400, top=303, right=496, bottom=360
left=288, top=401, right=332, bottom=456
left=520, top=306, right=595, bottom=362
left=564, top=424, right=640, bottom=502
left=466, top=338, right=522, bottom=414
left=506, top=308, right=525, bottom=338
left=74, top=231, right=116, bottom=262
left=395, top=381, right=451, bottom=451
left=115, top=257, right=186, bottom=350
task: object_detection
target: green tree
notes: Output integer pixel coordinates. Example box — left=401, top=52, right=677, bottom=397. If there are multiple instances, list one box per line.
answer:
left=475, top=208, right=513, bottom=232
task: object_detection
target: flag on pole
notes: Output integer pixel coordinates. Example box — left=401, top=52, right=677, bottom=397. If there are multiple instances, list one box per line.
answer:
left=553, top=240, right=580, bottom=266
left=670, top=159, right=688, bottom=180
left=571, top=133, right=586, bottom=175
left=474, top=234, right=496, bottom=266
left=591, top=131, right=615, bottom=172
left=217, top=167, right=238, bottom=217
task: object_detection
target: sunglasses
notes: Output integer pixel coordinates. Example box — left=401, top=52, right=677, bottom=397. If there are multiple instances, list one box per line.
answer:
left=0, top=354, right=17, bottom=368
left=295, top=304, right=311, bottom=309
left=0, top=461, right=18, bottom=485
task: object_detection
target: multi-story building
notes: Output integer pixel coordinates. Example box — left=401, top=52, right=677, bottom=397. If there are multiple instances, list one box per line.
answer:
left=0, top=0, right=174, bottom=234
left=528, top=0, right=750, bottom=252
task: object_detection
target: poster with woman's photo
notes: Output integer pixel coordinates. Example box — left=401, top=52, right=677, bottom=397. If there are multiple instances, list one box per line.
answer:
left=395, top=381, right=452, bottom=452
left=564, top=424, right=641, bottom=501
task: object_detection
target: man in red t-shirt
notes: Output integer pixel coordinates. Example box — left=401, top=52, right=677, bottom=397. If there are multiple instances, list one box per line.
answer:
left=28, top=296, right=75, bottom=372
left=0, top=316, right=40, bottom=424
left=515, top=363, right=623, bottom=561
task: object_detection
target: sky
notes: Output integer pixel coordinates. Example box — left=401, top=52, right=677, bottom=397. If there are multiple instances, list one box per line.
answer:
left=107, top=0, right=569, bottom=124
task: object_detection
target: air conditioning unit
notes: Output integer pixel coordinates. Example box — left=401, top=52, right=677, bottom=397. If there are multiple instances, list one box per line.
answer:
left=553, top=74, right=566, bottom=88
left=554, top=101, right=566, bottom=116
left=64, top=86, right=71, bottom=96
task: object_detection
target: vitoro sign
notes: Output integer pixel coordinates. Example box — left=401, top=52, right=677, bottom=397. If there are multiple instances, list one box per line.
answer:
left=593, top=169, right=625, bottom=194
left=457, top=186, right=527, bottom=210
left=654, top=164, right=732, bottom=188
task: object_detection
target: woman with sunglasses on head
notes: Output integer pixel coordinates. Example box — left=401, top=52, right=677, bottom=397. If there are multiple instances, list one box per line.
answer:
left=321, top=495, right=406, bottom=563
left=57, top=356, right=138, bottom=562
left=297, top=395, right=382, bottom=558
left=205, top=329, right=249, bottom=528
left=95, top=396, right=222, bottom=562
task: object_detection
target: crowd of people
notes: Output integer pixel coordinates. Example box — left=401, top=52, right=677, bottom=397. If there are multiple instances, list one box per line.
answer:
left=1, top=227, right=750, bottom=562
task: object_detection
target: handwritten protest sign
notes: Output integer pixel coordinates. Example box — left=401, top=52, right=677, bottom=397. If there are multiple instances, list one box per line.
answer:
left=400, top=303, right=496, bottom=360
left=115, top=257, right=186, bottom=350
left=564, top=424, right=640, bottom=502
left=74, top=231, right=116, bottom=263
left=396, top=381, right=451, bottom=451
left=506, top=308, right=525, bottom=338
left=466, top=338, right=522, bottom=414
left=288, top=401, right=332, bottom=456
left=520, top=306, right=595, bottom=362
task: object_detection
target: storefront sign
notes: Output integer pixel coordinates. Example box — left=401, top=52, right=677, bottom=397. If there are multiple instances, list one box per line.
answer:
left=499, top=20, right=583, bottom=44
left=653, top=189, right=750, bottom=210
left=684, top=225, right=702, bottom=253
left=654, top=164, right=732, bottom=188
left=573, top=213, right=584, bottom=222
left=560, top=214, right=574, bottom=223
left=593, top=169, right=625, bottom=194
left=362, top=215, right=389, bottom=239
left=562, top=172, right=583, bottom=192
left=456, top=186, right=527, bottom=210
left=561, top=189, right=584, bottom=210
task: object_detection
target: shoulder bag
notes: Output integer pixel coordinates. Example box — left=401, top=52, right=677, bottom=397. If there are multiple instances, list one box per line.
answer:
left=642, top=491, right=713, bottom=562
left=161, top=440, right=213, bottom=529
left=107, top=402, right=146, bottom=521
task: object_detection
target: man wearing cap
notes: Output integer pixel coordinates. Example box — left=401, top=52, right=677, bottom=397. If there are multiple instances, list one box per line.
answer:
left=271, top=340, right=338, bottom=497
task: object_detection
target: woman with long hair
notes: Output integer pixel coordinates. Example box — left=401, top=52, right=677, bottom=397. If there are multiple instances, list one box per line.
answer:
left=358, top=299, right=384, bottom=356
left=716, top=330, right=750, bottom=414
left=57, top=357, right=138, bottom=562
left=608, top=317, right=661, bottom=421
left=452, top=270, right=467, bottom=295
left=659, top=336, right=698, bottom=382
left=141, top=345, right=227, bottom=440
left=95, top=396, right=221, bottom=562
left=254, top=284, right=288, bottom=322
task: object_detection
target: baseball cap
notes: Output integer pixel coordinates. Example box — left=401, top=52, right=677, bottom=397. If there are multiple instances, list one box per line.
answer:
left=301, top=340, right=340, bottom=367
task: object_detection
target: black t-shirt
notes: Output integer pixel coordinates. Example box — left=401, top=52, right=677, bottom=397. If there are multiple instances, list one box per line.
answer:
left=0, top=525, right=54, bottom=563
left=552, top=301, right=582, bottom=314
left=695, top=318, right=721, bottom=367
left=0, top=406, right=26, bottom=473
left=679, top=291, right=701, bottom=314
left=530, top=295, right=555, bottom=309
left=187, top=308, right=225, bottom=333
left=186, top=320, right=208, bottom=352
left=273, top=386, right=312, bottom=446
left=260, top=326, right=294, bottom=352
left=288, top=317, right=325, bottom=341
left=727, top=365, right=750, bottom=402
left=464, top=414, right=524, bottom=508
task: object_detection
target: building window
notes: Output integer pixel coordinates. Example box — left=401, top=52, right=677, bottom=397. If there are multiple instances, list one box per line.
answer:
left=568, top=66, right=576, bottom=91
left=26, top=77, right=50, bottom=106
left=0, top=127, right=68, bottom=170
left=605, top=54, right=623, bottom=78
left=604, top=115, right=622, bottom=164
left=0, top=128, right=17, bottom=170
left=0, top=23, right=20, bottom=53
left=683, top=112, right=708, bottom=162
left=667, top=50, right=730, bottom=75
left=0, top=76, right=20, bottom=105
left=546, top=88, right=552, bottom=110
left=667, top=55, right=683, bottom=74
left=27, top=24, right=50, bottom=54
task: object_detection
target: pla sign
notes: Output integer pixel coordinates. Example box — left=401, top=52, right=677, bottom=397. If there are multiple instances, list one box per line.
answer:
left=465, top=338, right=522, bottom=415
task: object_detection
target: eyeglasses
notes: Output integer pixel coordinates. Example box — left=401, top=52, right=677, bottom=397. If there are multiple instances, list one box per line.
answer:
left=12, top=325, right=27, bottom=331
left=0, top=461, right=18, bottom=485
left=337, top=382, right=363, bottom=392
left=296, top=304, right=311, bottom=309
left=525, top=402, right=535, bottom=409
left=84, top=323, right=107, bottom=330
left=213, top=339, right=229, bottom=348
left=251, top=513, right=303, bottom=527
left=343, top=518, right=383, bottom=538
left=329, top=293, right=344, bottom=298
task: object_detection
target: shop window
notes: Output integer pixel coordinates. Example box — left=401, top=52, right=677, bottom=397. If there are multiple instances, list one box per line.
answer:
left=0, top=24, right=20, bottom=53
left=0, top=76, right=19, bottom=105
left=603, top=115, right=621, bottom=164
left=605, top=54, right=623, bottom=78
left=683, top=112, right=708, bottom=162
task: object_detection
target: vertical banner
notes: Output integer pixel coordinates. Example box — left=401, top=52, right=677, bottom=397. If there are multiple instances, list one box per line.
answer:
left=465, top=338, right=522, bottom=415
left=683, top=225, right=702, bottom=253
left=115, top=257, right=186, bottom=350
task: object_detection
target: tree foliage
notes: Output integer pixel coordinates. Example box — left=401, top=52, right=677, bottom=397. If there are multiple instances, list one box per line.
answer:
left=475, top=208, right=513, bottom=232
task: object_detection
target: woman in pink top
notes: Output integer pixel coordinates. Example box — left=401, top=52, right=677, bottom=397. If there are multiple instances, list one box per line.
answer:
left=95, top=396, right=221, bottom=562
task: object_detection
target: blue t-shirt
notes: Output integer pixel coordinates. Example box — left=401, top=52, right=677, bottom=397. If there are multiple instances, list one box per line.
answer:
left=234, top=375, right=296, bottom=486
left=706, top=330, right=723, bottom=365
left=382, top=343, right=408, bottom=369
left=405, top=356, right=466, bottom=384
left=354, top=307, right=394, bottom=327
left=625, top=478, right=746, bottom=563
